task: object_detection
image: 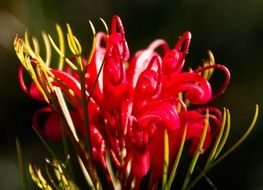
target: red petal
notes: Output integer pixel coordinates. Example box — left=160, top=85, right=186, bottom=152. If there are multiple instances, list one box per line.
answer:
left=162, top=49, right=183, bottom=75
left=138, top=102, right=180, bottom=131
left=103, top=54, right=127, bottom=111
left=132, top=56, right=162, bottom=111
left=90, top=125, right=106, bottom=169
left=195, top=64, right=230, bottom=101
left=181, top=111, right=212, bottom=155
left=108, top=16, right=130, bottom=61
left=149, top=128, right=185, bottom=182
left=51, top=69, right=82, bottom=98
left=162, top=31, right=191, bottom=75
left=131, top=150, right=150, bottom=177
left=127, top=39, right=167, bottom=90
left=43, top=113, right=62, bottom=140
left=85, top=32, right=107, bottom=104
left=18, top=64, right=45, bottom=101
left=163, top=72, right=212, bottom=104
left=29, top=82, right=45, bottom=101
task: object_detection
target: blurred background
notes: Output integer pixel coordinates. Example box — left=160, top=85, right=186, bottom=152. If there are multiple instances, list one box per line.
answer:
left=0, top=0, right=263, bottom=189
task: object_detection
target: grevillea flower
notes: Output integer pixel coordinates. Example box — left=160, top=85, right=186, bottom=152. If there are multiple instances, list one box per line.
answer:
left=15, top=16, right=259, bottom=190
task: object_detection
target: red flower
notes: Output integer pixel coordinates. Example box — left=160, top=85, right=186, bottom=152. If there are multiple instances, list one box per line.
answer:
left=17, top=15, right=230, bottom=189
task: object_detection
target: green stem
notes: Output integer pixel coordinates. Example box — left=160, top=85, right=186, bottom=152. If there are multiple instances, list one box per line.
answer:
left=45, top=164, right=61, bottom=190
left=53, top=88, right=101, bottom=189
left=204, top=108, right=227, bottom=169
left=181, top=112, right=209, bottom=190
left=32, top=127, right=58, bottom=159
left=79, top=70, right=91, bottom=154
left=60, top=122, right=76, bottom=183
left=187, top=105, right=259, bottom=190
left=167, top=126, right=187, bottom=190
left=16, top=138, right=28, bottom=190
left=213, top=104, right=259, bottom=166
left=162, top=129, right=169, bottom=190
left=213, top=109, right=231, bottom=159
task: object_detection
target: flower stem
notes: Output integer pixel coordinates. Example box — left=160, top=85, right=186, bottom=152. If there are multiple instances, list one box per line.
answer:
left=79, top=70, right=92, bottom=154
left=181, top=111, right=209, bottom=190
left=32, top=127, right=58, bottom=159
left=54, top=88, right=101, bottom=189
left=162, top=129, right=169, bottom=190
left=167, top=126, right=187, bottom=190
left=187, top=105, right=259, bottom=190
left=16, top=138, right=28, bottom=190
left=204, top=108, right=228, bottom=169
left=213, top=104, right=259, bottom=166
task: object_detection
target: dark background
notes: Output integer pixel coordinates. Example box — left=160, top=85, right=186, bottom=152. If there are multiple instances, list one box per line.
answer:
left=0, top=0, right=263, bottom=189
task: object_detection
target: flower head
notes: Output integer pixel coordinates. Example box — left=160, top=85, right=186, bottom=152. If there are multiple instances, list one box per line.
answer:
left=15, top=16, right=258, bottom=190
